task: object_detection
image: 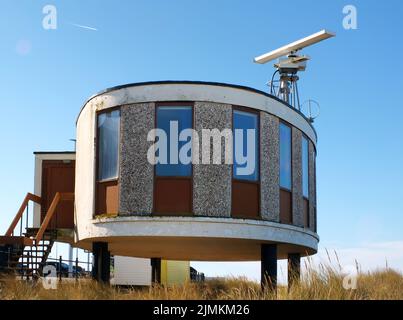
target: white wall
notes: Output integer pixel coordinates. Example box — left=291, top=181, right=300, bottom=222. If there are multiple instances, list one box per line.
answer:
left=80, top=83, right=317, bottom=144
left=75, top=102, right=96, bottom=243
left=111, top=256, right=151, bottom=286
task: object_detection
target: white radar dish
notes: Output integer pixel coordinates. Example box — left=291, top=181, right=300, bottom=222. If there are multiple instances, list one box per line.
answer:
left=254, top=30, right=335, bottom=64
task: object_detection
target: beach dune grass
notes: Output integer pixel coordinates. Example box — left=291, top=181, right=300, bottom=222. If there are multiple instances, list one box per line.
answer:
left=0, top=266, right=402, bottom=300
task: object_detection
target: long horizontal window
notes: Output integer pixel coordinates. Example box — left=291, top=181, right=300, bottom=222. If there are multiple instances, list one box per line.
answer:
left=98, top=110, right=120, bottom=181
left=279, top=122, right=292, bottom=224
left=302, top=136, right=310, bottom=228
left=279, top=123, right=292, bottom=190
left=232, top=109, right=260, bottom=219
left=154, top=105, right=193, bottom=215
left=96, top=109, right=120, bottom=216
left=156, top=106, right=193, bottom=177
left=302, top=136, right=309, bottom=199
left=233, top=110, right=259, bottom=181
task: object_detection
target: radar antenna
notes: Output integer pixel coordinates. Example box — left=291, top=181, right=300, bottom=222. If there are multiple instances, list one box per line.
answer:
left=254, top=30, right=335, bottom=111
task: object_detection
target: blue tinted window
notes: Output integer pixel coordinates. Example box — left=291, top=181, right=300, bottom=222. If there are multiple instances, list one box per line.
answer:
left=280, top=123, right=292, bottom=189
left=98, top=110, right=120, bottom=181
left=302, top=136, right=309, bottom=198
left=233, top=110, right=259, bottom=181
left=156, top=106, right=192, bottom=177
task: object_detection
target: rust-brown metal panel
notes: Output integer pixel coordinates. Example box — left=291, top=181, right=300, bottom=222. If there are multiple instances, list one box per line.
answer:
left=96, top=181, right=119, bottom=215
left=232, top=181, right=260, bottom=219
left=280, top=189, right=292, bottom=224
left=154, top=178, right=192, bottom=215
left=303, top=198, right=309, bottom=228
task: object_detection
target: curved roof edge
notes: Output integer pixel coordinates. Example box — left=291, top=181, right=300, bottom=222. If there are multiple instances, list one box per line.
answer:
left=77, top=80, right=317, bottom=139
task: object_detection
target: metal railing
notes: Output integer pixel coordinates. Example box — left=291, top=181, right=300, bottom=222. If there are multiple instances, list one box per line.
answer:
left=39, top=255, right=92, bottom=281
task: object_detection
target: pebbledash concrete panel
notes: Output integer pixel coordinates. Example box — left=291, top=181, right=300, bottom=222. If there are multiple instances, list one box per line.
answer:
left=260, top=112, right=280, bottom=222
left=193, top=102, right=232, bottom=218
left=75, top=81, right=319, bottom=261
left=119, top=103, right=155, bottom=216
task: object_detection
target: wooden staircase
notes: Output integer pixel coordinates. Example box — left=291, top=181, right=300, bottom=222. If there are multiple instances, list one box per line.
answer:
left=0, top=192, right=74, bottom=279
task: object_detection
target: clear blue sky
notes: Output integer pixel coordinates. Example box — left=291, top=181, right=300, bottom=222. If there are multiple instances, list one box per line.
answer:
left=1, top=0, right=402, bottom=277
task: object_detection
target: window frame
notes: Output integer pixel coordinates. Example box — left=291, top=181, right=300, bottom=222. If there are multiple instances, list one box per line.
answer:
left=155, top=103, right=194, bottom=178
left=95, top=107, right=121, bottom=217
left=96, top=108, right=121, bottom=183
left=279, top=120, right=293, bottom=225
left=313, top=147, right=317, bottom=232
left=153, top=102, right=195, bottom=216
left=232, top=107, right=260, bottom=183
left=302, top=134, right=310, bottom=228
left=279, top=121, right=293, bottom=192
left=231, top=106, right=261, bottom=220
left=301, top=134, right=310, bottom=200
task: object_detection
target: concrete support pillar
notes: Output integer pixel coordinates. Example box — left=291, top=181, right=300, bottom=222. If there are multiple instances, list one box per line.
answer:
left=288, top=253, right=301, bottom=290
left=92, top=242, right=110, bottom=283
left=151, top=258, right=161, bottom=284
left=261, top=244, right=277, bottom=292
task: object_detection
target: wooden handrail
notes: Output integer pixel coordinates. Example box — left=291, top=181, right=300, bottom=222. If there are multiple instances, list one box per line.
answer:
left=35, top=192, right=74, bottom=244
left=60, top=193, right=75, bottom=202
left=5, top=193, right=42, bottom=236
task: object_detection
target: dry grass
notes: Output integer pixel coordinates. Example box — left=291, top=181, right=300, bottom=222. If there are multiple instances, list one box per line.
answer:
left=0, top=266, right=402, bottom=300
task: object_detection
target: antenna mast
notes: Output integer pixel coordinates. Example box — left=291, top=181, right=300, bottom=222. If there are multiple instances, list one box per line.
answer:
left=254, top=30, right=335, bottom=110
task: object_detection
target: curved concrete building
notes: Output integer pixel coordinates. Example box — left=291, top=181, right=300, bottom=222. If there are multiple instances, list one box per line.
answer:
left=72, top=81, right=318, bottom=285
left=1, top=81, right=318, bottom=287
